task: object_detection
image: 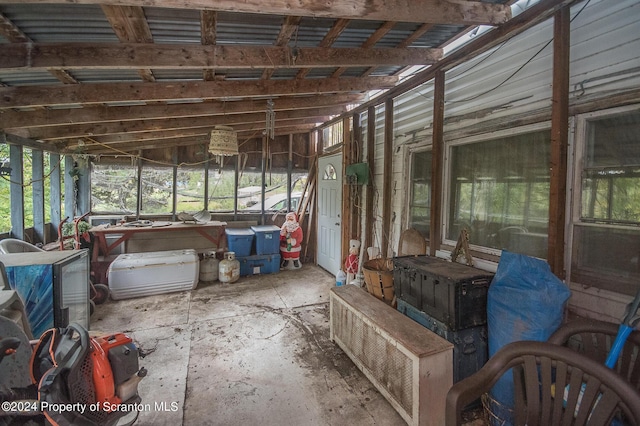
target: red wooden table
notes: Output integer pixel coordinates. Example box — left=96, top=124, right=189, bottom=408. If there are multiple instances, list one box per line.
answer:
left=89, top=221, right=227, bottom=283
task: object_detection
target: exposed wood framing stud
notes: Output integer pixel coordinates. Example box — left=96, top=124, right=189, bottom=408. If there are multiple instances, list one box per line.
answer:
left=430, top=70, right=445, bottom=256
left=364, top=106, right=376, bottom=261
left=382, top=99, right=393, bottom=256
left=548, top=6, right=570, bottom=278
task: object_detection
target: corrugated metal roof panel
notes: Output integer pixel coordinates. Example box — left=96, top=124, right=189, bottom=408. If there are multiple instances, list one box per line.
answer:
left=0, top=70, right=62, bottom=86
left=71, top=69, right=141, bottom=84
left=295, top=17, right=342, bottom=47
left=152, top=69, right=203, bottom=81
left=219, top=69, right=266, bottom=80
left=0, top=4, right=118, bottom=43
left=216, top=11, right=284, bottom=46
left=144, top=7, right=201, bottom=44
left=270, top=69, right=300, bottom=79
left=341, top=67, right=371, bottom=78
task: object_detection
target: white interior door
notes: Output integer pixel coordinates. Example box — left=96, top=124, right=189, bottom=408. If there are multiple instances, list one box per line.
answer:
left=317, top=154, right=342, bottom=275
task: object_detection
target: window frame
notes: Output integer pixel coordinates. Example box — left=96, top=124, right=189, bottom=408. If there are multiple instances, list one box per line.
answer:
left=405, top=145, right=432, bottom=241
left=568, top=104, right=640, bottom=295
left=442, top=122, right=551, bottom=257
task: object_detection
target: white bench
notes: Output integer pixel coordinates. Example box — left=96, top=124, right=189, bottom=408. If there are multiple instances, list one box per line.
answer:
left=330, top=285, right=453, bottom=426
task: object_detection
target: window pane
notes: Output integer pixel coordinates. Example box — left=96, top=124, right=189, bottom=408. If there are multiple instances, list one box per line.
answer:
left=140, top=166, right=173, bottom=215
left=91, top=163, right=138, bottom=214
left=448, top=131, right=550, bottom=258
left=176, top=166, right=204, bottom=212
left=238, top=170, right=306, bottom=212
left=582, top=110, right=640, bottom=223
left=208, top=168, right=236, bottom=212
left=574, top=109, right=640, bottom=295
left=323, top=164, right=337, bottom=180
left=571, top=225, right=640, bottom=295
left=409, top=151, right=431, bottom=238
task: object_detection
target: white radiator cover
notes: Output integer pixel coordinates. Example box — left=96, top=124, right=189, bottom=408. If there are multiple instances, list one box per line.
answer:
left=330, top=286, right=453, bottom=426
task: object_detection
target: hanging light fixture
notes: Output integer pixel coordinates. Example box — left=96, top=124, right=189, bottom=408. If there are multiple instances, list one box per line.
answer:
left=209, top=125, right=238, bottom=156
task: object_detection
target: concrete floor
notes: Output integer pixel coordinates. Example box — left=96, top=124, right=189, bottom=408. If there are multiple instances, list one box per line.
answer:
left=92, top=264, right=407, bottom=426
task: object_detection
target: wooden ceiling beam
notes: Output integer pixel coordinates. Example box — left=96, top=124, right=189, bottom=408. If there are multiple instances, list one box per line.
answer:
left=0, top=93, right=363, bottom=129
left=0, top=12, right=79, bottom=85
left=0, top=0, right=511, bottom=25
left=297, top=18, right=350, bottom=79
left=262, top=15, right=302, bottom=80
left=0, top=12, right=29, bottom=42
left=101, top=5, right=155, bottom=82
left=332, top=20, right=397, bottom=78
left=0, top=43, right=442, bottom=71
left=361, top=22, right=435, bottom=77
left=2, top=132, right=62, bottom=152
left=200, top=10, right=217, bottom=81
left=21, top=106, right=338, bottom=140
left=76, top=123, right=318, bottom=154
left=0, top=76, right=398, bottom=109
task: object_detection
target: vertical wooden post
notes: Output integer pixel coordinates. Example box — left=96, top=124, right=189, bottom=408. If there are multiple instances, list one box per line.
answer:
left=430, top=70, right=445, bottom=256
left=49, top=152, right=62, bottom=236
left=364, top=106, right=376, bottom=260
left=287, top=133, right=293, bottom=211
left=352, top=112, right=362, bottom=241
left=171, top=149, right=178, bottom=221
left=382, top=98, right=393, bottom=257
left=233, top=154, right=239, bottom=221
left=135, top=154, right=142, bottom=219
left=9, top=142, right=25, bottom=240
left=341, top=116, right=353, bottom=265
left=204, top=145, right=210, bottom=211
left=548, top=7, right=570, bottom=278
left=64, top=155, right=76, bottom=219
left=32, top=149, right=45, bottom=243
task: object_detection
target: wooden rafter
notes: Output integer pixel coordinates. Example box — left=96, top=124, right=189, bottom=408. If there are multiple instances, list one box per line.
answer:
left=101, top=5, right=155, bottom=82
left=47, top=69, right=78, bottom=84
left=262, top=15, right=302, bottom=80
left=0, top=0, right=512, bottom=25
left=72, top=123, right=318, bottom=154
left=361, top=22, right=434, bottom=77
left=14, top=106, right=341, bottom=140
left=0, top=12, right=78, bottom=85
left=200, top=10, right=217, bottom=81
left=0, top=93, right=363, bottom=129
left=0, top=76, right=398, bottom=109
left=1, top=43, right=443, bottom=71
left=332, top=20, right=397, bottom=78
left=0, top=12, right=29, bottom=42
left=297, top=18, right=350, bottom=79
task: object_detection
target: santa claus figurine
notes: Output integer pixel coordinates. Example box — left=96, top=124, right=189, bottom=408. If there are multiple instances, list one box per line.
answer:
left=345, top=239, right=360, bottom=283
left=280, top=211, right=303, bottom=270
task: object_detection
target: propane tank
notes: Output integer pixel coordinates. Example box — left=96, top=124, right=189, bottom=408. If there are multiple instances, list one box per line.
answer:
left=199, top=251, right=219, bottom=282
left=219, top=251, right=240, bottom=283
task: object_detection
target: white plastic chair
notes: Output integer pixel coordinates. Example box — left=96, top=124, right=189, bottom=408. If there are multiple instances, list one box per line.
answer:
left=0, top=238, right=44, bottom=254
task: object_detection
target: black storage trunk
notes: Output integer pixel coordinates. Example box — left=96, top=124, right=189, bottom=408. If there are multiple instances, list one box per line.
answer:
left=397, top=299, right=488, bottom=384
left=393, top=255, right=494, bottom=331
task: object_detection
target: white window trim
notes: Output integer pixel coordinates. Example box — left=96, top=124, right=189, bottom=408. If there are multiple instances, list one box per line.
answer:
left=404, top=143, right=432, bottom=238
left=567, top=103, right=640, bottom=287
left=441, top=122, right=551, bottom=256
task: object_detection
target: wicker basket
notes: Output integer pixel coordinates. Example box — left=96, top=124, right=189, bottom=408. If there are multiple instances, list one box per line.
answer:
left=363, top=258, right=395, bottom=305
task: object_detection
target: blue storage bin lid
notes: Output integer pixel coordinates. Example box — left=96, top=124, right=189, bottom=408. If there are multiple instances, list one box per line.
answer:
left=250, top=225, right=280, bottom=233
left=225, top=228, right=255, bottom=236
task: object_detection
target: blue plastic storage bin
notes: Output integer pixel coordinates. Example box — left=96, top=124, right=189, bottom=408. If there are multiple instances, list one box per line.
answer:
left=250, top=225, right=281, bottom=255
left=225, top=228, right=255, bottom=257
left=237, top=254, right=280, bottom=276
left=397, top=299, right=488, bottom=384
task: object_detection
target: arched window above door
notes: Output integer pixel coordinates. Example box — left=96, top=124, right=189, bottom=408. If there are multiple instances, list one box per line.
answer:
left=323, top=164, right=337, bottom=180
